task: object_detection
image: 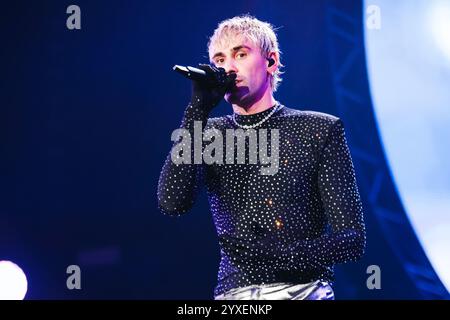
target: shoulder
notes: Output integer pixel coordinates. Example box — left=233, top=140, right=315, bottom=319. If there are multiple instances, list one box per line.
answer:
left=278, top=107, right=347, bottom=149
left=278, top=107, right=341, bottom=129
left=205, top=115, right=232, bottom=130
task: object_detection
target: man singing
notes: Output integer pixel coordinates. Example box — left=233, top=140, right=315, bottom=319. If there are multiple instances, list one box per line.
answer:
left=158, top=15, right=366, bottom=300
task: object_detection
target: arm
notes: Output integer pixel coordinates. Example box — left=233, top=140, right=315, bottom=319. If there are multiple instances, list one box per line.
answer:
left=157, top=65, right=236, bottom=216
left=288, top=119, right=366, bottom=268
left=219, top=119, right=366, bottom=271
left=157, top=104, right=209, bottom=216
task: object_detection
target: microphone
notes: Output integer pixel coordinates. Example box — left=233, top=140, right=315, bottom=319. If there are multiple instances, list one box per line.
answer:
left=173, top=65, right=208, bottom=82
left=173, top=64, right=236, bottom=88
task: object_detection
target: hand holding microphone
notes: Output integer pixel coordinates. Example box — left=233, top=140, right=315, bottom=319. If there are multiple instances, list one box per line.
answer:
left=173, top=63, right=237, bottom=112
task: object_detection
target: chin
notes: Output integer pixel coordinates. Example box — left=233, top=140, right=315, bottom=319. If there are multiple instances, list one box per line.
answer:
left=225, top=88, right=250, bottom=105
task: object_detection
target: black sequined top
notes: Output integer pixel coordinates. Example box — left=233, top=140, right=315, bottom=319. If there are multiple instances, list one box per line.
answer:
left=158, top=102, right=366, bottom=297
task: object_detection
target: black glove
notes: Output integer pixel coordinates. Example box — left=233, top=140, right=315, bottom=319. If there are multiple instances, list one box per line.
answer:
left=218, top=226, right=294, bottom=271
left=190, top=64, right=237, bottom=113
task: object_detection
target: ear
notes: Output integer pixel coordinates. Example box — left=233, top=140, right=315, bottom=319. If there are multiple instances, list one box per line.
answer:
left=267, top=52, right=279, bottom=75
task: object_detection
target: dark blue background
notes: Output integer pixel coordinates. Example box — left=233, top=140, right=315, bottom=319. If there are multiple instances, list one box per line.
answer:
left=1, top=0, right=448, bottom=299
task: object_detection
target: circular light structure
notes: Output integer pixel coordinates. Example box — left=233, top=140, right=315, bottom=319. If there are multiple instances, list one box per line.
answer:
left=429, top=1, right=450, bottom=63
left=0, top=260, right=28, bottom=300
left=364, top=0, right=450, bottom=293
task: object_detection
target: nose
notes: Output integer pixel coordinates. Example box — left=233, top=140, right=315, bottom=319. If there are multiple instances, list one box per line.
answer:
left=223, top=59, right=238, bottom=75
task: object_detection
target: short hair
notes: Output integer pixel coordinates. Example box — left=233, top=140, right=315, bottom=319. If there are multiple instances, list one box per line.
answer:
left=207, top=14, right=284, bottom=92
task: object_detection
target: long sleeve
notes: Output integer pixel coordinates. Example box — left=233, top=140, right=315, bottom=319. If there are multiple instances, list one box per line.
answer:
left=157, top=104, right=366, bottom=296
left=286, top=119, right=366, bottom=270
left=157, top=103, right=209, bottom=216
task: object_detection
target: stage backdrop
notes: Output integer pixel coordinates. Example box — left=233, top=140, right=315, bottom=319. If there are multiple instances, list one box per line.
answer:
left=1, top=0, right=448, bottom=299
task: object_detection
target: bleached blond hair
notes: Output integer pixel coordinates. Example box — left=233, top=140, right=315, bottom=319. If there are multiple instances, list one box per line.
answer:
left=207, top=15, right=284, bottom=92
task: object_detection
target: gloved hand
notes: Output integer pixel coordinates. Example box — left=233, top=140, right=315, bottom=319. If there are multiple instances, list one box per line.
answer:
left=218, top=227, right=294, bottom=271
left=190, top=64, right=237, bottom=113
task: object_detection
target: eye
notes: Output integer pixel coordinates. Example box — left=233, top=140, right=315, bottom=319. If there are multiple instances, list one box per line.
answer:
left=215, top=58, right=225, bottom=64
left=236, top=52, right=247, bottom=59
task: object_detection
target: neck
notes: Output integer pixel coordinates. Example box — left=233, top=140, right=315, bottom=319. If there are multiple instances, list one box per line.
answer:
left=232, top=88, right=276, bottom=115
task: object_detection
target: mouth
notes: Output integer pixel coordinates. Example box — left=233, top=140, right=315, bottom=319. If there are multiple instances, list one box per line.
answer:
left=227, top=79, right=244, bottom=93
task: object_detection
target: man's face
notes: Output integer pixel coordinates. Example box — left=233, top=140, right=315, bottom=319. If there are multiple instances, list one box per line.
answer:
left=209, top=35, right=271, bottom=106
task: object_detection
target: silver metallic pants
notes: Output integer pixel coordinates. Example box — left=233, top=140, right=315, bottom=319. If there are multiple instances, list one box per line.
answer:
left=214, top=280, right=334, bottom=300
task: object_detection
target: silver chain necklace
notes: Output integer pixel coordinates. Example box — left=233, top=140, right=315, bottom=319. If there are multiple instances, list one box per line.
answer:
left=232, top=104, right=284, bottom=129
